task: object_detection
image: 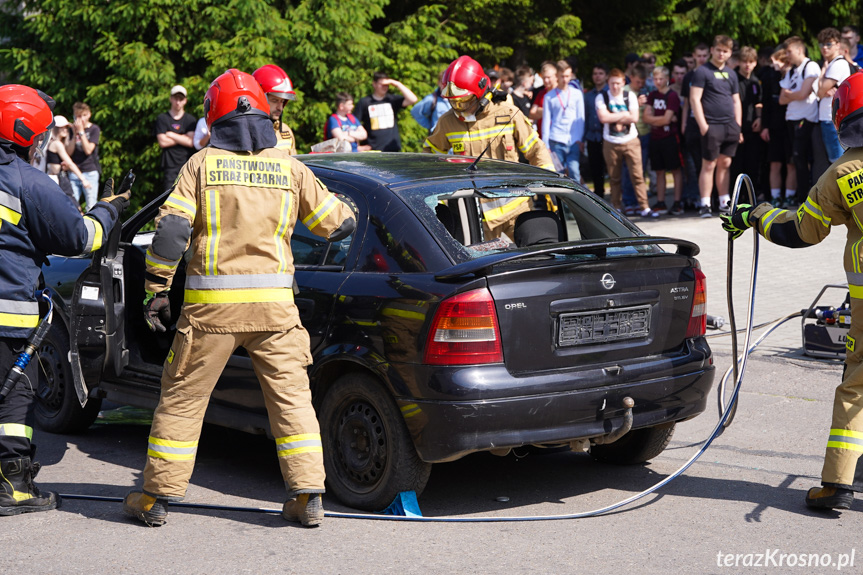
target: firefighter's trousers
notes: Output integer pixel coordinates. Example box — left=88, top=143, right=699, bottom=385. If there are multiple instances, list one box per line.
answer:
left=142, top=316, right=325, bottom=500
left=823, top=297, right=863, bottom=491
left=0, top=337, right=37, bottom=460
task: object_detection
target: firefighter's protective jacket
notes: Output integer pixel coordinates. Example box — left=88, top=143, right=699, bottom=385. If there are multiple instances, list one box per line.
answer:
left=423, top=100, right=554, bottom=235
left=274, top=119, right=296, bottom=155
left=144, top=146, right=353, bottom=333
left=0, top=145, right=121, bottom=338
left=748, top=147, right=863, bottom=270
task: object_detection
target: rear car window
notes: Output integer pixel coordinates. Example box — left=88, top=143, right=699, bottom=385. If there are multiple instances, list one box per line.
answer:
left=397, top=182, right=648, bottom=263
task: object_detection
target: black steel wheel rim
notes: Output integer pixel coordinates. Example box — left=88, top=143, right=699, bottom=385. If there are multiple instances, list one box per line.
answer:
left=36, top=343, right=64, bottom=411
left=333, top=397, right=389, bottom=494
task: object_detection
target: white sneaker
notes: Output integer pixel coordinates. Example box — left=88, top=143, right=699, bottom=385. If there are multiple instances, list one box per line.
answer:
left=638, top=208, right=660, bottom=218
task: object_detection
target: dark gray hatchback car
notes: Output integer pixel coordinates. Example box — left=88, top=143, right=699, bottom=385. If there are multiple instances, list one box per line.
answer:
left=37, top=153, right=714, bottom=510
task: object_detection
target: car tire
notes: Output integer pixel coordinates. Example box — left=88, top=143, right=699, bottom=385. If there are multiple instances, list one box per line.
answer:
left=35, top=323, right=101, bottom=433
left=589, top=422, right=675, bottom=465
left=319, top=373, right=432, bottom=511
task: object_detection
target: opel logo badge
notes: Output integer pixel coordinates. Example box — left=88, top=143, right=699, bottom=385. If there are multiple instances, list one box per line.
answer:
left=600, top=273, right=616, bottom=290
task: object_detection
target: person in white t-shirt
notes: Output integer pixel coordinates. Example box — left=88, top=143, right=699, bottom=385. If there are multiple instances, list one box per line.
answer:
left=779, top=36, right=821, bottom=204
left=815, top=27, right=853, bottom=176
left=595, top=68, right=657, bottom=218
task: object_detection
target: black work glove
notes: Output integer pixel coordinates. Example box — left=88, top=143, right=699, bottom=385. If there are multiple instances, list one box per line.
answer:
left=143, top=291, right=172, bottom=333
left=719, top=203, right=754, bottom=240
left=99, top=178, right=131, bottom=215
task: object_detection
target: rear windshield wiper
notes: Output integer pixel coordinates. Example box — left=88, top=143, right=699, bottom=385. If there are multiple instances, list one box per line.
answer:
left=435, top=236, right=699, bottom=280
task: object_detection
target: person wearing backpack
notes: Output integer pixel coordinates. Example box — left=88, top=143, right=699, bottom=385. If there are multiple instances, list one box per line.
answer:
left=780, top=36, right=821, bottom=205
left=325, top=92, right=366, bottom=152
left=410, top=70, right=452, bottom=134
left=816, top=28, right=856, bottom=177
left=595, top=68, right=658, bottom=218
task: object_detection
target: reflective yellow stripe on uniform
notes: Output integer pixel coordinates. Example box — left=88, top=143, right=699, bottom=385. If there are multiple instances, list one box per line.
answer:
left=446, top=125, right=514, bottom=145
left=400, top=404, right=422, bottom=419
left=302, top=195, right=339, bottom=231
left=0, top=423, right=33, bottom=440
left=185, top=288, right=293, bottom=304
left=0, top=190, right=22, bottom=227
left=518, top=130, right=540, bottom=154
left=801, top=198, right=831, bottom=228
left=827, top=428, right=863, bottom=452
left=145, top=248, right=180, bottom=271
left=274, top=191, right=292, bottom=273
left=0, top=299, right=40, bottom=329
left=147, top=436, right=198, bottom=461
left=848, top=272, right=863, bottom=299
left=164, top=193, right=197, bottom=219
left=205, top=190, right=221, bottom=276
left=761, top=208, right=783, bottom=236
left=82, top=216, right=103, bottom=252
left=424, top=138, right=447, bottom=154
left=275, top=433, right=322, bottom=457
left=482, top=197, right=530, bottom=222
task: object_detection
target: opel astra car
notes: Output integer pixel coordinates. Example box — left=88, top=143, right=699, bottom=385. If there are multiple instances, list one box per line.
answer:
left=37, top=153, right=714, bottom=510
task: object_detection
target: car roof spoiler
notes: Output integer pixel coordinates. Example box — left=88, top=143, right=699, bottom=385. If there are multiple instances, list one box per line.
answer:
left=434, top=236, right=700, bottom=281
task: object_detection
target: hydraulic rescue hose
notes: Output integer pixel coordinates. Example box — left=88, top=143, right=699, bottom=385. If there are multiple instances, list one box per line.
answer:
left=61, top=178, right=761, bottom=522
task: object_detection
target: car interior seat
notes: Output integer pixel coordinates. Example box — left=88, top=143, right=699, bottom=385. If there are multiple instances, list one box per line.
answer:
left=514, top=210, right=561, bottom=247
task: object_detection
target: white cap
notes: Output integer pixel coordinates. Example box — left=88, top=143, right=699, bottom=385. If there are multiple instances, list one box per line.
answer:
left=54, top=115, right=70, bottom=128
left=170, top=85, right=187, bottom=97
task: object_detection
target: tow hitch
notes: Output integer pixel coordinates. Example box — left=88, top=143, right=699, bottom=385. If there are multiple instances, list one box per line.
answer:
left=592, top=396, right=635, bottom=445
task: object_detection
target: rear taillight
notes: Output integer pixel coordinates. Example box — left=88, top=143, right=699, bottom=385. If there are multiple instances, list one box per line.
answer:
left=424, top=288, right=503, bottom=365
left=685, top=267, right=707, bottom=338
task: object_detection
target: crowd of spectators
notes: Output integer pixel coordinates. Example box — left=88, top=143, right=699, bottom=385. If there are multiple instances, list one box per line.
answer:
left=31, top=26, right=863, bottom=213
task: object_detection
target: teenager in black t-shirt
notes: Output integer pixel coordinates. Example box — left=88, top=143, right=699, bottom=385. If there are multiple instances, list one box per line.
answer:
left=689, top=35, right=742, bottom=217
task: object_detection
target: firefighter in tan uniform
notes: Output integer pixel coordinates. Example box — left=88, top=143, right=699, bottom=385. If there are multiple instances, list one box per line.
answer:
left=721, top=73, right=863, bottom=511
left=123, top=69, right=355, bottom=528
left=253, top=64, right=298, bottom=155
left=423, top=55, right=554, bottom=240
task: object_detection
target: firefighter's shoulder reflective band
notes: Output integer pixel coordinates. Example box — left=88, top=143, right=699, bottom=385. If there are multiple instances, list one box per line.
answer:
left=846, top=273, right=863, bottom=300
left=0, top=423, right=33, bottom=440
left=275, top=433, right=322, bottom=457
left=204, top=156, right=293, bottom=189
left=302, top=195, right=339, bottom=231
left=827, top=428, right=863, bottom=452
left=184, top=288, right=293, bottom=304
left=0, top=190, right=22, bottom=225
left=147, top=436, right=198, bottom=461
left=0, top=299, right=40, bottom=328
left=82, top=216, right=104, bottom=253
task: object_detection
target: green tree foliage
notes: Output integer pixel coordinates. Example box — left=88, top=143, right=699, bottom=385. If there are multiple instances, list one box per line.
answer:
left=0, top=0, right=859, bottom=210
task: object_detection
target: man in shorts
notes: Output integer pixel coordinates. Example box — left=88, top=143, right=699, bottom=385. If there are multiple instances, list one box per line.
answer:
left=689, top=34, right=742, bottom=217
left=644, top=66, right=683, bottom=215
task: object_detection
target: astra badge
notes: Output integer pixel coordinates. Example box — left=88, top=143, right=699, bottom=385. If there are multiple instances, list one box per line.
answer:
left=600, top=273, right=616, bottom=290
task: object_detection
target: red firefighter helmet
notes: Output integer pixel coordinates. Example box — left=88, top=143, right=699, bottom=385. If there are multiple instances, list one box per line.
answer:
left=440, top=56, right=491, bottom=113
left=204, top=69, right=270, bottom=129
left=252, top=64, right=297, bottom=101
left=833, top=72, right=863, bottom=132
left=0, top=84, right=55, bottom=150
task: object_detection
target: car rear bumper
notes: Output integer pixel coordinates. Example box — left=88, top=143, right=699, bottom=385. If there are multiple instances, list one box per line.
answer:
left=396, top=366, right=715, bottom=463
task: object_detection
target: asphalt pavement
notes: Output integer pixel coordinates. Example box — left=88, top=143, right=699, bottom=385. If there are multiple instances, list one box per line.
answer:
left=3, top=207, right=861, bottom=575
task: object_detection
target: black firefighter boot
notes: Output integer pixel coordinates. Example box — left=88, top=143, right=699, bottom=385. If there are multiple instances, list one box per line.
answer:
left=0, top=457, right=60, bottom=516
left=123, top=492, right=169, bottom=527
left=282, top=493, right=324, bottom=527
left=805, top=486, right=854, bottom=510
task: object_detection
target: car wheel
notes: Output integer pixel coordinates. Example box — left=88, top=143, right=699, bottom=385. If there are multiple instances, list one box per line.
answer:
left=35, top=323, right=101, bottom=433
left=320, top=373, right=432, bottom=511
left=589, top=422, right=675, bottom=465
